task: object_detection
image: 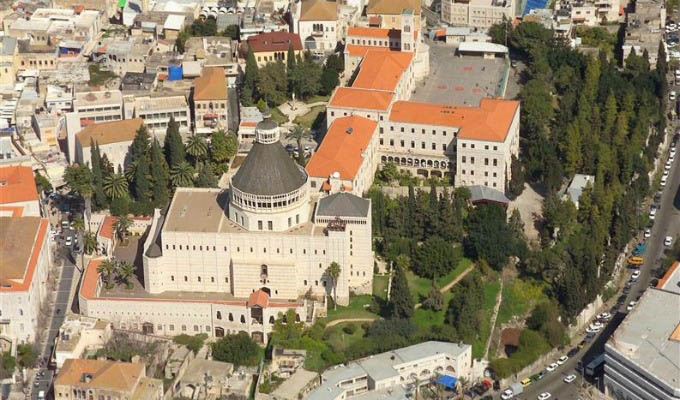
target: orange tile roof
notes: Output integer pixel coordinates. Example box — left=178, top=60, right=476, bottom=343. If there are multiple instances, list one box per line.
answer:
left=248, top=289, right=270, bottom=308
left=193, top=67, right=227, bottom=101
left=389, top=98, right=519, bottom=142
left=55, top=359, right=144, bottom=393
left=240, top=121, right=257, bottom=127
left=367, top=0, right=420, bottom=15
left=306, top=116, right=377, bottom=180
left=247, top=31, right=302, bottom=53
left=345, top=44, right=393, bottom=58
left=0, top=217, right=48, bottom=291
left=329, top=87, right=394, bottom=111
left=98, top=215, right=118, bottom=240
left=657, top=261, right=680, bottom=289
left=0, top=206, right=24, bottom=217
left=0, top=166, right=39, bottom=205
left=300, top=0, right=337, bottom=21
left=76, top=118, right=144, bottom=147
left=351, top=50, right=413, bottom=92
left=347, top=26, right=399, bottom=39
left=369, top=16, right=381, bottom=26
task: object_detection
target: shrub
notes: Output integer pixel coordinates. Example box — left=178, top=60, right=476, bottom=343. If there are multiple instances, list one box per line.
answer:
left=342, top=324, right=356, bottom=335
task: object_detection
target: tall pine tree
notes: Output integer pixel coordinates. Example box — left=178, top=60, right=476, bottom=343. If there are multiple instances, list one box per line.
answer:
left=164, top=117, right=185, bottom=168
left=150, top=139, right=169, bottom=207
left=131, top=125, right=150, bottom=163
left=390, top=255, right=414, bottom=319
left=241, top=47, right=259, bottom=105
left=89, top=140, right=108, bottom=209
left=134, top=156, right=151, bottom=202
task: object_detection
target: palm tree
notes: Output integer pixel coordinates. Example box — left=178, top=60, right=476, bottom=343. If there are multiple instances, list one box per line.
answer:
left=116, top=262, right=137, bottom=290
left=63, top=164, right=94, bottom=228
left=124, top=161, right=137, bottom=184
left=286, top=125, right=311, bottom=165
left=170, top=161, right=195, bottom=188
left=83, top=232, right=98, bottom=255
left=97, top=260, right=116, bottom=289
left=114, top=215, right=131, bottom=242
left=103, top=173, right=128, bottom=200
left=185, top=134, right=208, bottom=168
left=71, top=217, right=85, bottom=235
left=326, top=262, right=341, bottom=310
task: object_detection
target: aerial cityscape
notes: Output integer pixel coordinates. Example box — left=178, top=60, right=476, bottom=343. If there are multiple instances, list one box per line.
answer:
left=0, top=0, right=678, bottom=398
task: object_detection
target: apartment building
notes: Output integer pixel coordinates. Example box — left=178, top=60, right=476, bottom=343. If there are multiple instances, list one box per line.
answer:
left=246, top=31, right=303, bottom=67
left=54, top=359, right=164, bottom=400
left=75, top=118, right=144, bottom=171
left=73, top=90, right=123, bottom=124
left=441, top=0, right=516, bottom=29
left=295, top=0, right=340, bottom=53
left=31, top=112, right=61, bottom=146
left=623, top=0, right=665, bottom=68
left=53, top=315, right=112, bottom=369
left=0, top=37, right=19, bottom=87
left=0, top=216, right=51, bottom=348
left=192, top=67, right=228, bottom=134
left=92, top=39, right=153, bottom=76
left=133, top=95, right=191, bottom=136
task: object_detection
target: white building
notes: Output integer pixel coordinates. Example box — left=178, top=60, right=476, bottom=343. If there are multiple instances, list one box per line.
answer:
left=0, top=216, right=51, bottom=349
left=308, top=341, right=472, bottom=400
left=53, top=315, right=112, bottom=369
left=75, top=118, right=144, bottom=171
left=441, top=0, right=516, bottom=29
left=132, top=95, right=191, bottom=137
left=0, top=165, right=41, bottom=217
left=295, top=0, right=340, bottom=54
left=604, top=261, right=680, bottom=400
left=73, top=90, right=123, bottom=124
left=78, top=121, right=374, bottom=344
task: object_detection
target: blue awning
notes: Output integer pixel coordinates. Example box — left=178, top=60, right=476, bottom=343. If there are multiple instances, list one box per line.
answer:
left=436, top=375, right=458, bottom=389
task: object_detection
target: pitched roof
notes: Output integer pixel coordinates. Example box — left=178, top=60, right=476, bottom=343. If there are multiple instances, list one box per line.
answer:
left=388, top=99, right=519, bottom=142
left=55, top=359, right=144, bottom=393
left=345, top=44, right=394, bottom=58
left=306, top=116, right=377, bottom=181
left=328, top=87, right=394, bottom=111
left=248, top=289, right=270, bottom=308
left=347, top=26, right=400, bottom=39
left=98, top=215, right=118, bottom=240
left=247, top=31, right=302, bottom=53
left=0, top=166, right=39, bottom=205
left=0, top=216, right=46, bottom=286
left=317, top=192, right=370, bottom=217
left=300, top=0, right=337, bottom=21
left=352, top=50, right=413, bottom=92
left=367, top=0, right=420, bottom=15
left=193, top=67, right=227, bottom=101
left=76, top=118, right=144, bottom=147
left=468, top=185, right=509, bottom=205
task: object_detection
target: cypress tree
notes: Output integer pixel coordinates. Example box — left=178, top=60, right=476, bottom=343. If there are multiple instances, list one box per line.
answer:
left=241, top=47, right=259, bottom=105
left=406, top=185, right=416, bottom=238
left=164, top=117, right=185, bottom=167
left=150, top=139, right=169, bottom=207
left=287, top=43, right=296, bottom=71
left=134, top=156, right=151, bottom=202
left=196, top=163, right=218, bottom=188
left=90, top=140, right=107, bottom=209
left=131, top=125, right=150, bottom=163
left=390, top=255, right=414, bottom=319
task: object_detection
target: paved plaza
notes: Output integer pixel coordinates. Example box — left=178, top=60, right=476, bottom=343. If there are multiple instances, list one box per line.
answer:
left=411, top=42, right=507, bottom=106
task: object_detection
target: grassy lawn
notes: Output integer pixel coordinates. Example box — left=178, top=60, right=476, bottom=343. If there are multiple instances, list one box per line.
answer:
left=471, top=279, right=502, bottom=359
left=412, top=291, right=454, bottom=328
left=305, top=95, right=330, bottom=104
left=270, top=108, right=289, bottom=124
left=406, top=257, right=472, bottom=303
left=325, top=322, right=366, bottom=352
left=293, top=105, right=325, bottom=129
left=322, top=295, right=379, bottom=323
left=373, top=274, right=389, bottom=301
left=497, top=278, right=548, bottom=325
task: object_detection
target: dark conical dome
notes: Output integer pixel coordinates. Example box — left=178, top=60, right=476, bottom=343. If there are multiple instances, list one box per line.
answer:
left=231, top=122, right=307, bottom=196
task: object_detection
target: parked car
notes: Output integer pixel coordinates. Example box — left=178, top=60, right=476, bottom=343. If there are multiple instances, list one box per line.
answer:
left=564, top=374, right=577, bottom=383
left=649, top=208, right=657, bottom=220
left=546, top=363, right=558, bottom=372
left=627, top=301, right=637, bottom=311
left=567, top=347, right=581, bottom=358
left=644, top=228, right=652, bottom=238
left=557, top=356, right=569, bottom=365
left=665, top=236, right=673, bottom=246
left=538, top=393, right=552, bottom=400
left=598, top=312, right=611, bottom=321
left=501, top=389, right=514, bottom=400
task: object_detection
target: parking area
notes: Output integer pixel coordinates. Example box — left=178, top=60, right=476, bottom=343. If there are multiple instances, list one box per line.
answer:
left=411, top=42, right=506, bottom=106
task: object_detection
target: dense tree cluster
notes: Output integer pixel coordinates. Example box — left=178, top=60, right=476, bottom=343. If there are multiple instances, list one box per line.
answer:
left=175, top=19, right=239, bottom=53
left=240, top=46, right=344, bottom=106
left=211, top=332, right=260, bottom=367
left=488, top=21, right=667, bottom=318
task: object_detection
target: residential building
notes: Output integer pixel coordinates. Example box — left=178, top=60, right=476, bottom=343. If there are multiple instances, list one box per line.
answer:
left=45, top=85, right=73, bottom=112
left=91, top=39, right=153, bottom=76
left=0, top=216, right=51, bottom=348
left=53, top=315, right=113, bottom=369
left=7, top=19, right=51, bottom=45
left=306, top=116, right=380, bottom=195
left=0, top=37, right=19, bottom=87
left=564, top=174, right=595, bottom=208
left=78, top=121, right=373, bottom=344
left=271, top=347, right=307, bottom=377
left=16, top=42, right=58, bottom=72
left=120, top=72, right=157, bottom=92
left=192, top=67, right=228, bottom=134
left=441, top=0, right=516, bottom=29
left=308, top=341, right=472, bottom=400
left=175, top=359, right=254, bottom=399
left=73, top=90, right=123, bottom=124
left=132, top=95, right=191, bottom=136
left=54, top=359, right=164, bottom=400
left=183, top=36, right=239, bottom=84
left=622, top=0, right=665, bottom=68
left=295, top=0, right=340, bottom=54
left=75, top=118, right=144, bottom=171
left=604, top=261, right=680, bottom=400
left=164, top=14, right=186, bottom=39
left=31, top=112, right=62, bottom=146
left=0, top=166, right=41, bottom=217
left=366, top=0, right=422, bottom=31
left=246, top=31, right=303, bottom=67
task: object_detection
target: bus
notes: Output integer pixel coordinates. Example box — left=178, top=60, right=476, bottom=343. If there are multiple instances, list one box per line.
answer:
left=585, top=354, right=605, bottom=376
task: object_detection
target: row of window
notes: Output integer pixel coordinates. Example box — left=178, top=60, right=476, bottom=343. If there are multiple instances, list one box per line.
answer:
left=77, top=105, right=121, bottom=113
left=461, top=156, right=498, bottom=166
left=381, top=137, right=448, bottom=151
left=310, top=23, right=334, bottom=32
left=459, top=180, right=499, bottom=188
left=382, top=125, right=452, bottom=136
left=460, top=170, right=498, bottom=178
left=163, top=243, right=330, bottom=256
left=196, top=102, right=226, bottom=109
left=460, top=142, right=498, bottom=151
left=139, top=111, right=188, bottom=119
left=21, top=59, right=55, bottom=67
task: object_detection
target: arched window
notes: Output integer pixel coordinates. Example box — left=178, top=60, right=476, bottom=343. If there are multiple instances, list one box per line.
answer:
left=216, top=311, right=222, bottom=320
left=240, top=315, right=246, bottom=323
left=228, top=313, right=234, bottom=321
left=269, top=316, right=275, bottom=324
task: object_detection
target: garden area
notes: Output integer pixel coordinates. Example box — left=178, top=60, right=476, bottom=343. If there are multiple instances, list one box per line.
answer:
left=293, top=105, right=326, bottom=130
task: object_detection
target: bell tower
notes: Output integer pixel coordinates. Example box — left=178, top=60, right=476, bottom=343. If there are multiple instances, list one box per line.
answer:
left=401, top=8, right=415, bottom=52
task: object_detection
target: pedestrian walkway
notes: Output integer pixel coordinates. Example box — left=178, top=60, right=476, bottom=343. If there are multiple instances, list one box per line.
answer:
left=483, top=278, right=503, bottom=359
left=414, top=264, right=475, bottom=309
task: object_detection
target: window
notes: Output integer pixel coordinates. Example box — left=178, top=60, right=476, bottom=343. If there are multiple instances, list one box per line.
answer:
left=229, top=313, right=234, bottom=321
left=171, top=275, right=174, bottom=281
left=401, top=140, right=405, bottom=147
left=493, top=146, right=498, bottom=151
left=217, top=311, right=222, bottom=320
left=184, top=276, right=188, bottom=282
left=182, top=325, right=187, bottom=331
left=380, top=127, right=384, bottom=134
left=194, top=325, right=199, bottom=332
left=462, top=156, right=466, bottom=163
left=471, top=144, right=475, bottom=149
left=258, top=221, right=263, bottom=230
left=493, top=158, right=498, bottom=166
left=170, top=324, right=175, bottom=331
left=225, top=277, right=229, bottom=283
left=268, top=221, right=273, bottom=230
left=485, top=145, right=489, bottom=150
left=471, top=157, right=475, bottom=164
left=198, top=276, right=202, bottom=282
left=240, top=315, right=246, bottom=323
left=484, top=158, right=489, bottom=166
left=380, top=138, right=384, bottom=145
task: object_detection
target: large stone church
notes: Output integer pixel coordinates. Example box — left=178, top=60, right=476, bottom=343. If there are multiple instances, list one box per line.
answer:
left=80, top=121, right=373, bottom=343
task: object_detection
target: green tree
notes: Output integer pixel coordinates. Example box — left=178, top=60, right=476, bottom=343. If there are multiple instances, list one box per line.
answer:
left=488, top=18, right=512, bottom=45
left=150, top=139, right=169, bottom=207
left=446, top=271, right=484, bottom=340
left=103, top=173, right=128, bottom=200
left=164, top=117, right=185, bottom=167
left=423, top=280, right=444, bottom=311
left=287, top=44, right=296, bottom=71
left=507, top=155, right=525, bottom=197
left=326, top=262, right=341, bottom=310
left=116, top=262, right=136, bottom=290
left=389, top=255, right=414, bottom=319
left=464, top=203, right=517, bottom=270
left=130, top=125, right=150, bottom=163
left=114, top=214, right=131, bottom=241
left=258, top=61, right=288, bottom=105
left=134, top=156, right=151, bottom=202
left=173, top=334, right=208, bottom=354
left=195, top=163, right=218, bottom=188
left=186, top=134, right=208, bottom=168
left=16, top=344, right=37, bottom=368
left=63, top=164, right=94, bottom=225
left=320, top=62, right=340, bottom=95
left=34, top=171, right=52, bottom=193
left=97, top=259, right=117, bottom=289
left=411, top=236, right=459, bottom=279
left=170, top=161, right=195, bottom=187
left=90, top=141, right=107, bottom=210
left=83, top=232, right=98, bottom=255
left=211, top=129, right=238, bottom=164
left=242, top=47, right=259, bottom=106
left=286, top=125, right=311, bottom=165
left=211, top=332, right=260, bottom=367
left=223, top=24, right=239, bottom=40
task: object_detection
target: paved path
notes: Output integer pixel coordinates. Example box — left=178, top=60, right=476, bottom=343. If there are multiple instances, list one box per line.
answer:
left=325, top=317, right=379, bottom=328
left=483, top=278, right=503, bottom=359
left=414, top=264, right=475, bottom=309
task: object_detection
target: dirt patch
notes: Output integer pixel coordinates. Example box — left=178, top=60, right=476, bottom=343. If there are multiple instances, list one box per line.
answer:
left=508, top=183, right=544, bottom=244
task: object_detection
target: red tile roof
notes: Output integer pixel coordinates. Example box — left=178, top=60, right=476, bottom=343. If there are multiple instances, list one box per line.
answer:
left=0, top=218, right=48, bottom=291
left=193, top=67, right=227, bottom=101
left=329, top=87, right=394, bottom=111
left=247, top=289, right=270, bottom=308
left=351, top=50, right=413, bottom=92
left=0, top=206, right=24, bottom=217
left=345, top=44, right=394, bottom=58
left=0, top=166, right=39, bottom=205
left=306, top=116, right=378, bottom=181
left=389, top=99, right=519, bottom=142
left=247, top=31, right=302, bottom=53
left=98, top=216, right=118, bottom=240
left=347, top=26, right=399, bottom=39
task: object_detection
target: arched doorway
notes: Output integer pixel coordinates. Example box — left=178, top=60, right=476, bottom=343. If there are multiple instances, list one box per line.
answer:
left=142, top=322, right=153, bottom=335
left=215, top=327, right=225, bottom=337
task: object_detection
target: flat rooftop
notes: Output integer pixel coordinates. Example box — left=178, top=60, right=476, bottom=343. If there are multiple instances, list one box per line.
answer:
left=135, top=95, right=188, bottom=112
left=606, top=288, right=680, bottom=389
left=0, top=216, right=43, bottom=281
left=74, top=90, right=122, bottom=106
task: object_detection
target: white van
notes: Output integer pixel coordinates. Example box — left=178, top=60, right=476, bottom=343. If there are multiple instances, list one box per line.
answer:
left=38, top=391, right=46, bottom=400
left=671, top=91, right=677, bottom=101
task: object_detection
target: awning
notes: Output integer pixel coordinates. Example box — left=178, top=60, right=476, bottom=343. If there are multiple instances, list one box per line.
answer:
left=203, top=113, right=218, bottom=120
left=436, top=375, right=458, bottom=389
